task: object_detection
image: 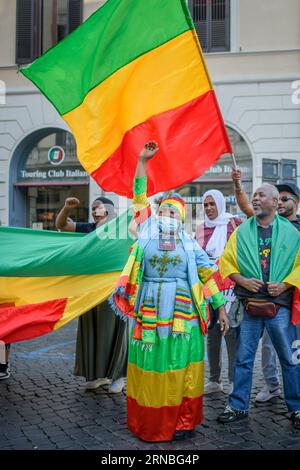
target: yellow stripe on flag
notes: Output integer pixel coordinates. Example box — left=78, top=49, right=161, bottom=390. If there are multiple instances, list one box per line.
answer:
left=63, top=30, right=212, bottom=174
left=0, top=272, right=120, bottom=306
left=284, top=248, right=300, bottom=288
left=219, top=230, right=240, bottom=280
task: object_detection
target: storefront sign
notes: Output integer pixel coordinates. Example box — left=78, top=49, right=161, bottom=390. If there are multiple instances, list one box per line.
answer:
left=18, top=139, right=90, bottom=184
left=19, top=168, right=89, bottom=180
left=205, top=164, right=251, bottom=176
left=182, top=196, right=236, bottom=204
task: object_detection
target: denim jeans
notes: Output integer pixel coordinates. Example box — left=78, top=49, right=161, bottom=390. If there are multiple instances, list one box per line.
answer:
left=229, top=307, right=300, bottom=412
left=262, top=320, right=300, bottom=389
left=261, top=329, right=280, bottom=389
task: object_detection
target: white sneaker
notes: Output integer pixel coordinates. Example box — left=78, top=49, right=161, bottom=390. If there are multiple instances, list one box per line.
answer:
left=255, top=385, right=282, bottom=402
left=108, top=378, right=125, bottom=394
left=204, top=381, right=224, bottom=394
left=83, top=377, right=111, bottom=390
left=0, top=364, right=10, bottom=380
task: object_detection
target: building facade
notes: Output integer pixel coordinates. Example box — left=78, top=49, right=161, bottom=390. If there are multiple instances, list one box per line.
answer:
left=0, top=0, right=299, bottom=228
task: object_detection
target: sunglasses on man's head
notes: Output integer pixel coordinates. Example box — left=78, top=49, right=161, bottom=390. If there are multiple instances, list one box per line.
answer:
left=278, top=196, right=295, bottom=202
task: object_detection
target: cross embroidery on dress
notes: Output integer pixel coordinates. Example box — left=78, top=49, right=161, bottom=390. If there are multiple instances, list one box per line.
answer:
left=149, top=252, right=181, bottom=277
left=148, top=253, right=182, bottom=314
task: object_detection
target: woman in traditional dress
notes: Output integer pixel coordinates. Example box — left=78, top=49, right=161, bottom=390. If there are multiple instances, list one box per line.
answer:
left=110, top=142, right=229, bottom=442
left=55, top=196, right=128, bottom=393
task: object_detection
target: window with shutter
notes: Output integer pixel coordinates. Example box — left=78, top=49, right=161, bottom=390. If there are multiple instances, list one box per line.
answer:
left=16, top=0, right=36, bottom=64
left=188, top=0, right=230, bottom=53
left=16, top=0, right=83, bottom=64
left=211, top=0, right=230, bottom=51
left=68, top=0, right=83, bottom=34
left=190, top=0, right=208, bottom=51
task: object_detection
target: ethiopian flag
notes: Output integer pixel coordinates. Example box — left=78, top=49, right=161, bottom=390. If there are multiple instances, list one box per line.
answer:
left=0, top=211, right=133, bottom=344
left=219, top=215, right=300, bottom=325
left=20, top=0, right=232, bottom=197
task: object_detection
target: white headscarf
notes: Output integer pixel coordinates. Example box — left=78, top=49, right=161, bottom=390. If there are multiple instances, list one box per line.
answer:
left=203, top=189, right=233, bottom=259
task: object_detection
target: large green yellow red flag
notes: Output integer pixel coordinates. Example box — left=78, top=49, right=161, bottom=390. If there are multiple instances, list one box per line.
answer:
left=0, top=211, right=133, bottom=344
left=20, top=0, right=232, bottom=197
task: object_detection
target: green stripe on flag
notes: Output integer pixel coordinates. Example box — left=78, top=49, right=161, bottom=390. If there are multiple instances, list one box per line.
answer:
left=0, top=209, right=134, bottom=277
left=20, top=0, right=194, bottom=115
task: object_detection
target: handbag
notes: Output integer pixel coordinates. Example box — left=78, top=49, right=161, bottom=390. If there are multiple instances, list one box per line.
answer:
left=245, top=298, right=280, bottom=318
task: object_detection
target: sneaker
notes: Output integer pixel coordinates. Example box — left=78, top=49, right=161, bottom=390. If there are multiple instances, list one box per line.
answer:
left=0, top=363, right=10, bottom=380
left=291, top=411, right=300, bottom=430
left=217, top=406, right=248, bottom=423
left=108, top=378, right=125, bottom=394
left=255, top=385, right=282, bottom=403
left=83, top=377, right=111, bottom=390
left=204, top=381, right=224, bottom=394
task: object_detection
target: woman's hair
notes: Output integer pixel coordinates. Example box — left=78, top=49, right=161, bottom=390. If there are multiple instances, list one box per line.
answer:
left=93, top=196, right=115, bottom=207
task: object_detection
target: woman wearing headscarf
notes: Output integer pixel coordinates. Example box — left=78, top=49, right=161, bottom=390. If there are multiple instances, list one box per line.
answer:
left=110, top=142, right=228, bottom=442
left=55, top=196, right=127, bottom=393
left=195, top=190, right=242, bottom=395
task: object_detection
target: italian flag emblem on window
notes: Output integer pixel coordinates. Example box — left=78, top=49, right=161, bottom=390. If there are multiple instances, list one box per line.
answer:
left=48, top=146, right=65, bottom=165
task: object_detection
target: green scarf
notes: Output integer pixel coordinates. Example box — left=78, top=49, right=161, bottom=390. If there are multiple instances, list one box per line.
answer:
left=237, top=215, right=300, bottom=282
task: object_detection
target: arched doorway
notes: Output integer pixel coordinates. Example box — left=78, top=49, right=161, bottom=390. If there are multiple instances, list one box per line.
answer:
left=176, top=127, right=253, bottom=231
left=9, top=128, right=89, bottom=229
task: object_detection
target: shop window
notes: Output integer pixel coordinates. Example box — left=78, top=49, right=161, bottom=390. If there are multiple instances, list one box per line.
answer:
left=14, top=130, right=89, bottom=230
left=188, top=0, right=230, bottom=52
left=16, top=0, right=83, bottom=64
left=27, top=185, right=89, bottom=230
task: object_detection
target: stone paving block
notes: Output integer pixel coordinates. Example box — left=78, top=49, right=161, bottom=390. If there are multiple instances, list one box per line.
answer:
left=237, top=442, right=262, bottom=450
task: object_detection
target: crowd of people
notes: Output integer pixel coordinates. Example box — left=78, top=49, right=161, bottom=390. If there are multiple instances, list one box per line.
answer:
left=0, top=141, right=299, bottom=442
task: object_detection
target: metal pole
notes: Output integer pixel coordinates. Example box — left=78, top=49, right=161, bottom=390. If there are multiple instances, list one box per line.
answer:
left=231, top=153, right=242, bottom=191
left=231, top=153, right=238, bottom=170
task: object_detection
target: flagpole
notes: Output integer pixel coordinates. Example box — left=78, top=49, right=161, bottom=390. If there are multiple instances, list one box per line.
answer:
left=231, top=153, right=238, bottom=170
left=231, top=153, right=242, bottom=191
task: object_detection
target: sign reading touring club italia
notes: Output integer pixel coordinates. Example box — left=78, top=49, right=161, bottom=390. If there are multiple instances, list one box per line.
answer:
left=48, top=146, right=65, bottom=166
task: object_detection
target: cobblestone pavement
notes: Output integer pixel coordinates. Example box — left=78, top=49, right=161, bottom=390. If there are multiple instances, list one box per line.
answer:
left=0, top=320, right=299, bottom=451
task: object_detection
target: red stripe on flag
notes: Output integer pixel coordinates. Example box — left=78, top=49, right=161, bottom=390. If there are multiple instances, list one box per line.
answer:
left=0, top=298, right=67, bottom=344
left=292, top=289, right=300, bottom=326
left=92, top=90, right=231, bottom=198
left=127, top=395, right=203, bottom=442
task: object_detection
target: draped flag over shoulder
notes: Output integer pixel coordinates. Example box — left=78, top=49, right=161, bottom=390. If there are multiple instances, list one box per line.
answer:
left=0, top=211, right=133, bottom=344
left=20, top=0, right=232, bottom=197
left=219, top=215, right=300, bottom=325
